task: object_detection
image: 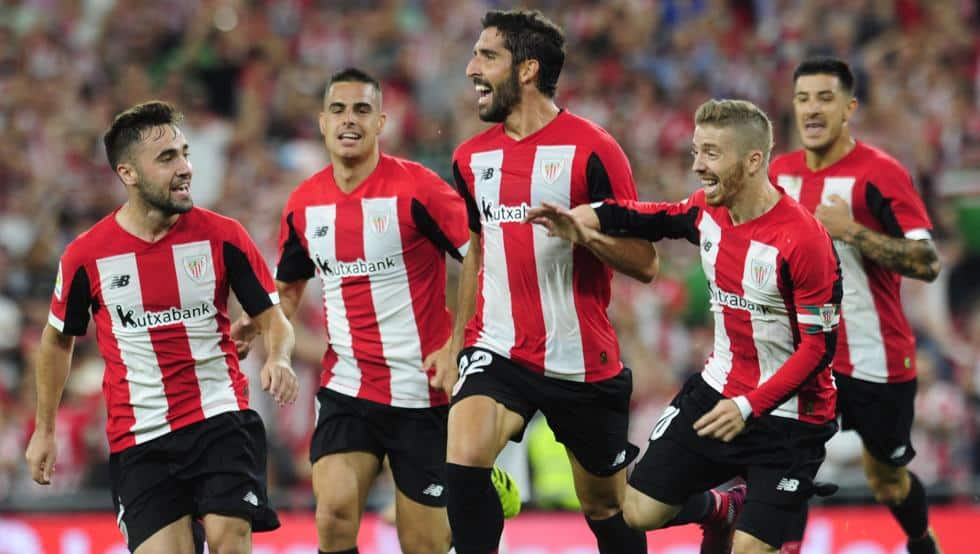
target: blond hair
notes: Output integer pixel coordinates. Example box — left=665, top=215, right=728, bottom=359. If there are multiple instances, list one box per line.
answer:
left=694, top=99, right=773, bottom=163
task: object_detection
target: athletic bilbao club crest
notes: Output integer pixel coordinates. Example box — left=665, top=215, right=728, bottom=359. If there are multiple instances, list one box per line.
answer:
left=750, top=259, right=773, bottom=288
left=183, top=255, right=209, bottom=282
left=819, top=304, right=838, bottom=330
left=541, top=160, right=564, bottom=184
left=371, top=214, right=390, bottom=234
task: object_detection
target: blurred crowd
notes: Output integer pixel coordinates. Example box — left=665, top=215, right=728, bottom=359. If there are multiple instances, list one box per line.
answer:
left=1, top=0, right=979, bottom=508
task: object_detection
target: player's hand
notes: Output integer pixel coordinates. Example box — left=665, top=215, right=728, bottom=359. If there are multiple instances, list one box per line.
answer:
left=231, top=315, right=258, bottom=360
left=524, top=202, right=600, bottom=245
left=261, top=359, right=298, bottom=406
left=423, top=338, right=456, bottom=395
left=25, top=429, right=57, bottom=485
left=814, top=195, right=856, bottom=240
left=693, top=399, right=746, bottom=442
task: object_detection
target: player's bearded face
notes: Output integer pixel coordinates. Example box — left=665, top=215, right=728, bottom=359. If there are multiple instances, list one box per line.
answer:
left=476, top=64, right=521, bottom=123
left=793, top=74, right=854, bottom=153
left=129, top=126, right=193, bottom=215
left=693, top=125, right=748, bottom=207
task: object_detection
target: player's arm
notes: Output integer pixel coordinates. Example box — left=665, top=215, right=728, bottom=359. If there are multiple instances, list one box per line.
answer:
left=816, top=170, right=939, bottom=281
left=436, top=230, right=482, bottom=394
left=523, top=202, right=658, bottom=282
left=25, top=324, right=76, bottom=485
left=248, top=304, right=298, bottom=406
left=225, top=225, right=299, bottom=405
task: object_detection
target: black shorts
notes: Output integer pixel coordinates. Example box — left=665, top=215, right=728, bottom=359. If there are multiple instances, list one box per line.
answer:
left=835, top=372, right=917, bottom=466
left=451, top=346, right=638, bottom=477
left=629, top=375, right=836, bottom=548
left=109, top=409, right=279, bottom=552
left=310, top=387, right=449, bottom=507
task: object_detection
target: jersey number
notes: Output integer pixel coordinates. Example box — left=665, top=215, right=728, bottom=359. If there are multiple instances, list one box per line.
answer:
left=650, top=405, right=680, bottom=441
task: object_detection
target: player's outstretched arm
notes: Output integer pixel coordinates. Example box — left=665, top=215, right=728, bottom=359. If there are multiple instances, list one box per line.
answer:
left=525, top=202, right=658, bottom=283
left=25, top=324, right=76, bottom=485
left=250, top=305, right=298, bottom=406
left=816, top=194, right=940, bottom=281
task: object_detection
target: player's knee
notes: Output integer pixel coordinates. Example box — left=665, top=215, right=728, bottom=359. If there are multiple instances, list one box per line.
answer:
left=397, top=525, right=452, bottom=554
left=204, top=524, right=250, bottom=554
left=732, top=531, right=778, bottom=554
left=578, top=493, right=622, bottom=521
left=315, top=502, right=360, bottom=542
left=621, top=489, right=667, bottom=531
left=446, top=437, right=497, bottom=467
left=870, top=480, right=907, bottom=506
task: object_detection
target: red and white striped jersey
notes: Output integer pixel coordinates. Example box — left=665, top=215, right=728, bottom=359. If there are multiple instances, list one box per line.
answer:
left=48, top=207, right=279, bottom=453
left=770, top=142, right=932, bottom=383
left=276, top=154, right=469, bottom=408
left=595, top=190, right=842, bottom=423
left=452, top=110, right=636, bottom=383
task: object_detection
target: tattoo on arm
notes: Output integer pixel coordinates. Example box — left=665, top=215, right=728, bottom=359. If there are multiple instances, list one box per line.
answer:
left=848, top=227, right=940, bottom=281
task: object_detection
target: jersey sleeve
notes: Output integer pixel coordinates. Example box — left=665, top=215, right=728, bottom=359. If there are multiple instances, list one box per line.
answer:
left=275, top=200, right=315, bottom=283
left=411, top=165, right=471, bottom=260
left=451, top=158, right=481, bottom=234
left=744, top=231, right=842, bottom=417
left=224, top=221, right=280, bottom=317
left=865, top=162, right=933, bottom=240
left=593, top=192, right=702, bottom=244
left=48, top=244, right=93, bottom=336
left=586, top=132, right=638, bottom=202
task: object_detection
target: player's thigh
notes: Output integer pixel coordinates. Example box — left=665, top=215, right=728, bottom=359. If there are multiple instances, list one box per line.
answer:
left=201, top=513, right=251, bottom=554
left=541, top=367, right=638, bottom=478
left=733, top=529, right=779, bottom=554
left=565, top=447, right=627, bottom=518
left=739, top=465, right=815, bottom=548
left=385, top=405, right=450, bottom=507
left=187, top=411, right=279, bottom=534
left=110, top=443, right=195, bottom=553
left=133, top=515, right=196, bottom=554
left=393, top=487, right=452, bottom=554
left=312, top=451, right=383, bottom=523
left=448, top=348, right=532, bottom=466
left=836, top=373, right=917, bottom=467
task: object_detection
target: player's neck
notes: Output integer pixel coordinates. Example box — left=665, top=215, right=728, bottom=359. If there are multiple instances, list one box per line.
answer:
left=331, top=148, right=380, bottom=193
left=805, top=134, right=856, bottom=172
left=116, top=201, right=181, bottom=243
left=728, top=178, right=781, bottom=225
left=503, top=95, right=560, bottom=140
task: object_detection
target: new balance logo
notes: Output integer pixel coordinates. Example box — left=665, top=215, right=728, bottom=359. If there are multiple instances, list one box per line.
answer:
left=422, top=484, right=444, bottom=497
left=481, top=167, right=495, bottom=181
left=611, top=449, right=627, bottom=467
left=243, top=491, right=259, bottom=506
left=110, top=275, right=131, bottom=289
left=890, top=446, right=908, bottom=460
left=776, top=478, right=800, bottom=492
left=312, top=225, right=330, bottom=238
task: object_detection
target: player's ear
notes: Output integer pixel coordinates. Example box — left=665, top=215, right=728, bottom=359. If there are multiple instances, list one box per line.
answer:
left=116, top=162, right=138, bottom=187
left=746, top=149, right=765, bottom=176
left=843, top=95, right=858, bottom=124
left=317, top=112, right=328, bottom=137
left=376, top=111, right=387, bottom=135
left=520, top=58, right=540, bottom=88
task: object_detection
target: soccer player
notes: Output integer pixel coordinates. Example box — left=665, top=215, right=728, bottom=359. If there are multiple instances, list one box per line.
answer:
left=232, top=67, right=506, bottom=554
left=529, top=99, right=843, bottom=554
left=444, top=9, right=662, bottom=554
left=24, top=101, right=297, bottom=554
left=769, top=57, right=942, bottom=554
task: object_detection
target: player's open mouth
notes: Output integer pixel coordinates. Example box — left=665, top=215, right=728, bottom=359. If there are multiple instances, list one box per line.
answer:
left=171, top=183, right=190, bottom=198
left=338, top=131, right=362, bottom=146
left=702, top=178, right=719, bottom=194
left=475, top=84, right=492, bottom=107
left=803, top=120, right=826, bottom=138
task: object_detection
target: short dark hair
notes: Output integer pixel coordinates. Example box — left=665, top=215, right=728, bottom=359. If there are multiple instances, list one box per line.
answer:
left=103, top=101, right=183, bottom=169
left=325, top=67, right=382, bottom=99
left=793, top=56, right=856, bottom=95
left=482, top=9, right=565, bottom=97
